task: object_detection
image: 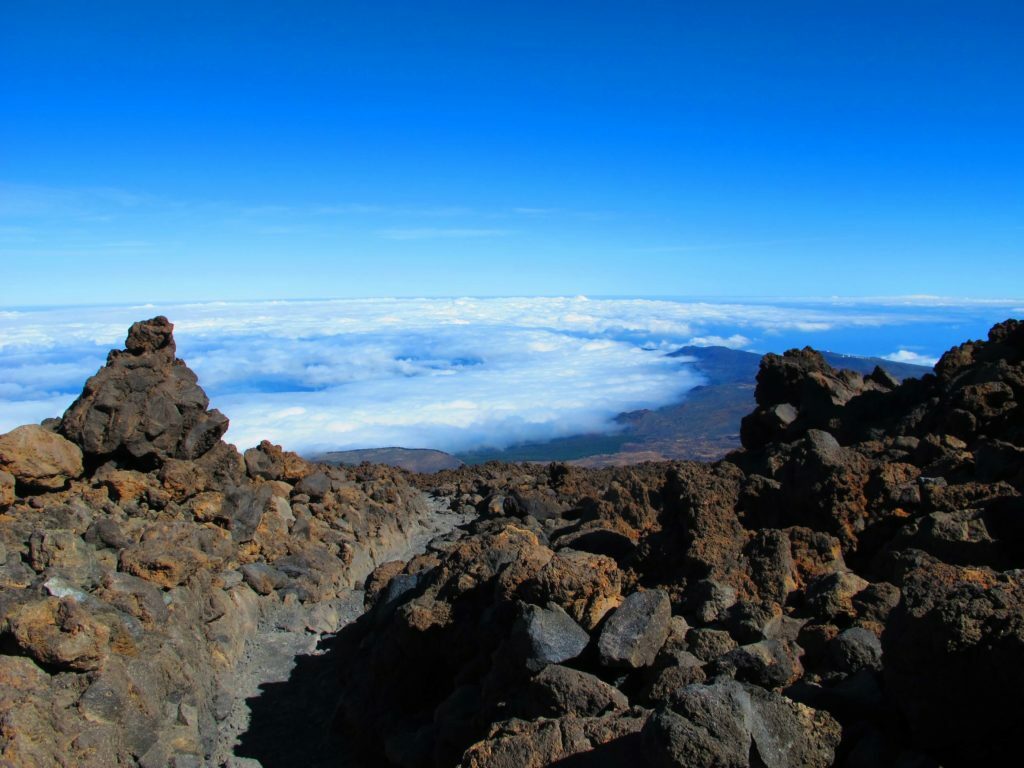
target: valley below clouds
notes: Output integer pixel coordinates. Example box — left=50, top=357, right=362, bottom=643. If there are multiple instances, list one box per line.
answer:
left=0, top=296, right=1015, bottom=455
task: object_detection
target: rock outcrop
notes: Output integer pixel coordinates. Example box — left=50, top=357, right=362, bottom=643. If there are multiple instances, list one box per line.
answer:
left=60, top=316, right=229, bottom=464
left=330, top=319, right=1023, bottom=768
left=0, top=318, right=450, bottom=766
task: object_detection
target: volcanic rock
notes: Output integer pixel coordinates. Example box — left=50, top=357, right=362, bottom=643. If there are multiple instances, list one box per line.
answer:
left=514, top=602, right=591, bottom=668
left=3, top=316, right=1024, bottom=767
left=597, top=588, right=671, bottom=669
left=524, top=664, right=629, bottom=717
left=60, top=316, right=229, bottom=463
left=884, top=561, right=1024, bottom=765
left=0, top=424, right=83, bottom=491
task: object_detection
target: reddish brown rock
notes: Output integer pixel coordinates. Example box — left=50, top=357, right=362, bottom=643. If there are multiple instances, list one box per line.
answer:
left=0, top=424, right=83, bottom=491
left=60, top=316, right=228, bottom=463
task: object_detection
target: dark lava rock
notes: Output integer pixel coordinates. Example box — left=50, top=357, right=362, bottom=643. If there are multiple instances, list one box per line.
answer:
left=884, top=562, right=1024, bottom=766
left=830, top=626, right=882, bottom=673
left=523, top=664, right=629, bottom=717
left=514, top=602, right=591, bottom=669
left=642, top=681, right=840, bottom=768
left=60, top=317, right=229, bottom=463
left=294, top=469, right=333, bottom=500
left=597, top=589, right=671, bottom=669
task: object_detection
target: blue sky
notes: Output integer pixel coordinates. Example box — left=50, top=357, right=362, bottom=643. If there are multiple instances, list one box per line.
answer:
left=2, top=1, right=1022, bottom=304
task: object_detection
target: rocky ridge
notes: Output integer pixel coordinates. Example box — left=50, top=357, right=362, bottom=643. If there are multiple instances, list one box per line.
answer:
left=333, top=319, right=1024, bottom=767
left=1, top=317, right=1022, bottom=767
left=0, top=318, right=464, bottom=767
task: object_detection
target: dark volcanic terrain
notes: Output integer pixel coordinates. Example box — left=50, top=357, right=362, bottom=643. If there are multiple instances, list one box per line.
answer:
left=0, top=316, right=1021, bottom=768
left=457, top=346, right=930, bottom=466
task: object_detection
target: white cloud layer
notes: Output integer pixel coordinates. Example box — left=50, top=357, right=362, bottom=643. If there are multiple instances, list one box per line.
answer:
left=0, top=297, right=995, bottom=453
left=883, top=349, right=939, bottom=367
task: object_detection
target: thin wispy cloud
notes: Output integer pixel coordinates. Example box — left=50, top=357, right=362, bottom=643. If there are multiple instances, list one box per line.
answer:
left=883, top=349, right=939, bottom=367
left=633, top=237, right=832, bottom=254
left=0, top=181, right=149, bottom=218
left=377, top=228, right=513, bottom=240
left=687, top=334, right=753, bottom=349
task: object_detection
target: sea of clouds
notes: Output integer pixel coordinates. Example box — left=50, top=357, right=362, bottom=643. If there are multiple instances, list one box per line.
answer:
left=0, top=296, right=1017, bottom=454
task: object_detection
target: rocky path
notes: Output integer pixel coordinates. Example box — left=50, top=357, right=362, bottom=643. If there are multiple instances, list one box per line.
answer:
left=213, top=494, right=474, bottom=767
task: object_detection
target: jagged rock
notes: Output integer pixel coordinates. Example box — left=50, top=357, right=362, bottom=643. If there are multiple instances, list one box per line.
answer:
left=884, top=562, right=1024, bottom=766
left=364, top=560, right=406, bottom=607
left=830, top=626, right=882, bottom=673
left=687, top=627, right=738, bottom=662
left=239, top=562, right=288, bottom=595
left=514, top=602, right=591, bottom=668
left=243, top=440, right=310, bottom=482
left=520, top=548, right=622, bottom=630
left=642, top=681, right=840, bottom=768
left=689, top=578, right=738, bottom=623
left=644, top=649, right=707, bottom=702
left=93, top=464, right=152, bottom=502
left=461, top=710, right=649, bottom=768
left=0, top=424, right=83, bottom=491
left=95, top=571, right=169, bottom=627
left=60, top=316, right=228, bottom=463
left=4, top=596, right=111, bottom=671
left=524, top=664, right=629, bottom=717
left=382, top=572, right=424, bottom=606
left=804, top=570, right=870, bottom=620
left=0, top=469, right=15, bottom=507
left=28, top=529, right=102, bottom=585
left=597, top=588, right=671, bottom=669
left=295, top=469, right=333, bottom=501
left=712, top=639, right=804, bottom=689
left=503, top=489, right=564, bottom=520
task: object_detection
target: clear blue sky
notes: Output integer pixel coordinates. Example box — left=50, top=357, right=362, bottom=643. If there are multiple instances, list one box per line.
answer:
left=2, top=1, right=1022, bottom=304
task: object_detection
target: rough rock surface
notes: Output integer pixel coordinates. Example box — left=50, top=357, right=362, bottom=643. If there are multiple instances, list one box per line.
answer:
left=330, top=318, right=1024, bottom=768
left=60, top=316, right=230, bottom=463
left=2, top=316, right=1023, bottom=767
left=0, top=424, right=83, bottom=491
left=0, top=319, right=455, bottom=767
left=597, top=588, right=671, bottom=668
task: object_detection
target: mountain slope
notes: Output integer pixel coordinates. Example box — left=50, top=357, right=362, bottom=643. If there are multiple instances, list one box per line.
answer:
left=459, top=346, right=931, bottom=465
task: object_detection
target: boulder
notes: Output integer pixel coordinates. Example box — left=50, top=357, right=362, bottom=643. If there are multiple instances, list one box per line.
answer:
left=521, top=549, right=622, bottom=630
left=598, top=589, right=671, bottom=669
left=461, top=711, right=648, bottom=768
left=5, top=597, right=111, bottom=671
left=0, top=424, right=83, bottom=491
left=514, top=602, right=591, bottom=668
left=642, top=681, right=840, bottom=768
left=239, top=562, right=288, bottom=596
left=524, top=664, right=629, bottom=717
left=713, top=639, right=804, bottom=689
left=830, top=627, right=882, bottom=673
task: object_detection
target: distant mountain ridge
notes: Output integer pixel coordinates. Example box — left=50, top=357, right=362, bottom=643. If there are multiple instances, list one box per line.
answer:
left=311, top=447, right=464, bottom=473
left=456, top=345, right=932, bottom=466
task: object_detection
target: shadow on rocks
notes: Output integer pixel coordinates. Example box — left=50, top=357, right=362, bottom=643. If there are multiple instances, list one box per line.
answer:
left=234, top=622, right=368, bottom=768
